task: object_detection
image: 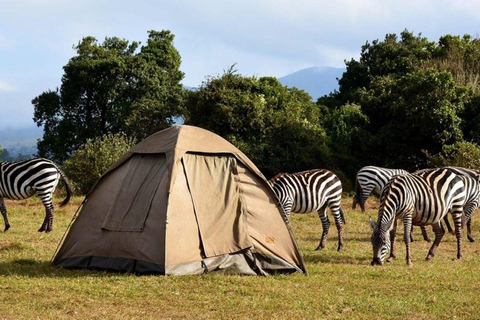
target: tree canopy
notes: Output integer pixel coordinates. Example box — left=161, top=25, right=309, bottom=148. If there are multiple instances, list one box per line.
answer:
left=33, top=30, right=184, bottom=162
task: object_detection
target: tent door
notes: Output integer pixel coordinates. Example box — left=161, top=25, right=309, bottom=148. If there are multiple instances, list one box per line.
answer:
left=182, top=153, right=253, bottom=258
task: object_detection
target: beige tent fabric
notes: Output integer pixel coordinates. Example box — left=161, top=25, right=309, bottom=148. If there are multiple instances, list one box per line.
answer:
left=102, top=154, right=167, bottom=232
left=182, top=154, right=253, bottom=257
left=53, top=125, right=306, bottom=275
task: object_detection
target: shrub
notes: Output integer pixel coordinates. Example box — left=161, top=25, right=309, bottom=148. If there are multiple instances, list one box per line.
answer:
left=63, top=134, right=136, bottom=195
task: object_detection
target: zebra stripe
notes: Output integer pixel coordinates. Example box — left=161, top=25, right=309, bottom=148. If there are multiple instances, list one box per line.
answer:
left=371, top=168, right=466, bottom=266
left=0, top=158, right=72, bottom=232
left=353, top=166, right=408, bottom=212
left=269, top=169, right=345, bottom=251
left=445, top=167, right=480, bottom=242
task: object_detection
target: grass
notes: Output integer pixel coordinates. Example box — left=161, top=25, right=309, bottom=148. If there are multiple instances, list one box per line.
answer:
left=1, top=196, right=480, bottom=319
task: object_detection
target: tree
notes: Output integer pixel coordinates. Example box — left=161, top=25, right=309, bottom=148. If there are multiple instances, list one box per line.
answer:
left=184, top=68, right=331, bottom=177
left=33, top=30, right=184, bottom=162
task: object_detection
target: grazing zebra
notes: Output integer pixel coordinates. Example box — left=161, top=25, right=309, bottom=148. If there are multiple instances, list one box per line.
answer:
left=269, top=169, right=345, bottom=251
left=0, top=158, right=72, bottom=232
left=371, top=168, right=466, bottom=266
left=354, top=166, right=432, bottom=242
left=353, top=166, right=408, bottom=212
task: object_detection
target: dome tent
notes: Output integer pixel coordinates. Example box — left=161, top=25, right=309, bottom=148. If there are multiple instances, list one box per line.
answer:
left=52, top=125, right=306, bottom=275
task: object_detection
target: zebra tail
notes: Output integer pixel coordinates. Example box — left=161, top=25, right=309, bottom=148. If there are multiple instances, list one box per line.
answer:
left=354, top=178, right=365, bottom=212
left=58, top=170, right=72, bottom=207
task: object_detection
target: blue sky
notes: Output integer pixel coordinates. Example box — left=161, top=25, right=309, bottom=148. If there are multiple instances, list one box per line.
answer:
left=1, top=0, right=479, bottom=129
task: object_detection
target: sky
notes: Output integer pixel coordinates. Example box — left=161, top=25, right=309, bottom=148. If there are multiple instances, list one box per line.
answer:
left=1, top=0, right=480, bottom=129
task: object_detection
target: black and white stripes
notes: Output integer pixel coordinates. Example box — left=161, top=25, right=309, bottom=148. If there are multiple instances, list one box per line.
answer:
left=0, top=158, right=72, bottom=232
left=353, top=166, right=408, bottom=212
left=269, top=169, right=345, bottom=251
left=371, top=168, right=466, bottom=265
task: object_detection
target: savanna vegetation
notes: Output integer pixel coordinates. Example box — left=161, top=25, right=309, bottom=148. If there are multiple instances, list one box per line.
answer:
left=28, top=29, right=480, bottom=193
left=1, top=197, right=480, bottom=319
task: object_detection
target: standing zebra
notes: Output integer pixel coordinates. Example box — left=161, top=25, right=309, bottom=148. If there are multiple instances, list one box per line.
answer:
left=0, top=158, right=72, bottom=232
left=269, top=169, right=345, bottom=251
left=354, top=165, right=432, bottom=242
left=444, top=167, right=480, bottom=242
left=371, top=168, right=466, bottom=266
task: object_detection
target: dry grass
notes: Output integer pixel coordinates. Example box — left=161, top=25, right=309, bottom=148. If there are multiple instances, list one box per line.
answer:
left=1, top=196, right=480, bottom=319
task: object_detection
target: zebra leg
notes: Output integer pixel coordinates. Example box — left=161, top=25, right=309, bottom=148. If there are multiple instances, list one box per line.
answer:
left=403, top=216, right=413, bottom=266
left=451, top=209, right=464, bottom=260
left=443, top=215, right=454, bottom=235
left=467, top=216, right=474, bottom=243
left=316, top=205, right=330, bottom=251
left=0, top=197, right=10, bottom=231
left=426, top=222, right=445, bottom=261
left=38, top=193, right=55, bottom=233
left=332, top=207, right=345, bottom=251
left=386, top=219, right=397, bottom=263
left=409, top=224, right=414, bottom=242
left=420, top=226, right=431, bottom=243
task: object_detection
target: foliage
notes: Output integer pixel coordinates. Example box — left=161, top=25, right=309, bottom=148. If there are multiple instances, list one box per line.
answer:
left=63, top=134, right=135, bottom=195
left=33, top=30, right=184, bottom=162
left=424, top=141, right=480, bottom=169
left=184, top=68, right=331, bottom=177
left=324, top=30, right=479, bottom=174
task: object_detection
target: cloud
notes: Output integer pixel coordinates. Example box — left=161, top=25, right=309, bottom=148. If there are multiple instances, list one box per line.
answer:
left=0, top=80, right=15, bottom=92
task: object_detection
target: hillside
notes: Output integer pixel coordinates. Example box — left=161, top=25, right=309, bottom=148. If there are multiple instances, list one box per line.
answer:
left=278, top=66, right=345, bottom=100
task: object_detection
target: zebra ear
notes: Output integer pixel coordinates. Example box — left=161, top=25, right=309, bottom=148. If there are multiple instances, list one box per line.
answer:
left=369, top=216, right=377, bottom=230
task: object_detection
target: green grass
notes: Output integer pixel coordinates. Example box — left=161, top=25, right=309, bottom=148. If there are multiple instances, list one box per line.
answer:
left=1, top=196, right=480, bottom=319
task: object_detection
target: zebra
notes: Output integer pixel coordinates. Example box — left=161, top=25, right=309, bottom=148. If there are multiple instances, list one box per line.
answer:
left=371, top=168, right=466, bottom=266
left=269, top=169, right=345, bottom=251
left=353, top=166, right=408, bottom=212
left=354, top=165, right=433, bottom=242
left=0, top=158, right=72, bottom=233
left=445, top=167, right=480, bottom=242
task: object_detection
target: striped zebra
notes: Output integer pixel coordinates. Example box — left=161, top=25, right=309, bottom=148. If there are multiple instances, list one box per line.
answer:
left=443, top=167, right=480, bottom=242
left=269, top=169, right=345, bottom=251
left=352, top=166, right=408, bottom=212
left=354, top=166, right=432, bottom=242
left=0, top=158, right=72, bottom=232
left=371, top=168, right=466, bottom=266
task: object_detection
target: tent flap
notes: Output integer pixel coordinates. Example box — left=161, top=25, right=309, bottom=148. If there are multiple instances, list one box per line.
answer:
left=182, top=153, right=253, bottom=257
left=101, top=154, right=167, bottom=232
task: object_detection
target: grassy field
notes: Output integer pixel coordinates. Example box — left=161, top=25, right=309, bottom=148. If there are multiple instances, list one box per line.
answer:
left=1, top=196, right=480, bottom=319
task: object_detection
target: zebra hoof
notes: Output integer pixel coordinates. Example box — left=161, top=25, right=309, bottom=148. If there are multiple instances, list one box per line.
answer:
left=4, top=225, right=10, bottom=232
left=426, top=254, right=434, bottom=261
left=337, top=245, right=343, bottom=252
left=315, top=245, right=324, bottom=251
left=468, top=236, right=475, bottom=243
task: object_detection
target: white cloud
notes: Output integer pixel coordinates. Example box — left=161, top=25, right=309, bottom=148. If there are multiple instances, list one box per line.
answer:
left=0, top=80, right=15, bottom=92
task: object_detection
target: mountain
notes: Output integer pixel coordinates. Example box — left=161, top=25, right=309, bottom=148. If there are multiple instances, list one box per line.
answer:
left=0, top=125, right=42, bottom=159
left=278, top=66, right=345, bottom=100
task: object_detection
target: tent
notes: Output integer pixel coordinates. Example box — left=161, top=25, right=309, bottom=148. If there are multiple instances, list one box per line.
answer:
left=52, top=125, right=306, bottom=275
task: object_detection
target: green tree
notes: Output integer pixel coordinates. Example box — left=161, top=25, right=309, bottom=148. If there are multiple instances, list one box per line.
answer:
left=33, top=30, right=184, bottom=162
left=184, top=68, right=331, bottom=177
left=63, top=134, right=136, bottom=195
left=424, top=141, right=480, bottom=169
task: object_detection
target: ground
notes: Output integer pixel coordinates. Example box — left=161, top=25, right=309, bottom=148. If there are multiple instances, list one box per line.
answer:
left=1, top=196, right=480, bottom=319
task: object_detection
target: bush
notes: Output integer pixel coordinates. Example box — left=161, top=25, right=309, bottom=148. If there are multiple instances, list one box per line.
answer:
left=424, top=141, right=480, bottom=169
left=63, top=134, right=136, bottom=195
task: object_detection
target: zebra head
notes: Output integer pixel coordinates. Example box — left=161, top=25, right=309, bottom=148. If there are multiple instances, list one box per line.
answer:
left=371, top=225, right=390, bottom=266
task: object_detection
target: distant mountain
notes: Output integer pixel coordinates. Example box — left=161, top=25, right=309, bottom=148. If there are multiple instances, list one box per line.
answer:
left=278, top=66, right=345, bottom=100
left=0, top=125, right=42, bottom=158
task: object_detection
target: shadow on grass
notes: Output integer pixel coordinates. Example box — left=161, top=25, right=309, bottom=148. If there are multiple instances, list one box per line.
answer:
left=0, top=259, right=116, bottom=278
